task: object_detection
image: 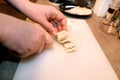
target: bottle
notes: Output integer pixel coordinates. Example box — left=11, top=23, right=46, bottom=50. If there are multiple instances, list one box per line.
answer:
left=103, top=0, right=120, bottom=25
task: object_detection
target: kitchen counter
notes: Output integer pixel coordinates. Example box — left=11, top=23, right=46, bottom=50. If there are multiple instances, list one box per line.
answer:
left=13, top=1, right=119, bottom=80
left=13, top=17, right=119, bottom=80
left=36, top=0, right=120, bottom=79
left=0, top=0, right=119, bottom=80
left=86, top=14, right=120, bottom=79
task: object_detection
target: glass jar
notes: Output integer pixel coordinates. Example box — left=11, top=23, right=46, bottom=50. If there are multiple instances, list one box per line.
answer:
left=102, top=0, right=120, bottom=25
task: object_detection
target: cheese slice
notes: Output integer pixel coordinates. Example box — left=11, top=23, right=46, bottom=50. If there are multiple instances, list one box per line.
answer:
left=63, top=42, right=75, bottom=49
left=60, top=39, right=71, bottom=44
left=57, top=30, right=68, bottom=42
left=66, top=47, right=76, bottom=53
left=56, top=30, right=76, bottom=53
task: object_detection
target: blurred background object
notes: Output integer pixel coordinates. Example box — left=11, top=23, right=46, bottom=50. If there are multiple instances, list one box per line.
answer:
left=74, top=0, right=96, bottom=8
left=93, top=0, right=112, bottom=17
left=49, top=0, right=96, bottom=9
left=49, top=0, right=74, bottom=4
left=0, top=0, right=6, bottom=4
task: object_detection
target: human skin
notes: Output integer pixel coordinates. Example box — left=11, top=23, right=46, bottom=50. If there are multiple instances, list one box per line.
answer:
left=0, top=0, right=67, bottom=58
left=0, top=13, right=53, bottom=58
left=7, top=0, right=67, bottom=36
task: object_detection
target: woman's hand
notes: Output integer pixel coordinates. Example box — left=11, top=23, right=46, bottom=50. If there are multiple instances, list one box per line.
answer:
left=0, top=13, right=53, bottom=58
left=24, top=4, right=67, bottom=36
left=7, top=0, right=67, bottom=36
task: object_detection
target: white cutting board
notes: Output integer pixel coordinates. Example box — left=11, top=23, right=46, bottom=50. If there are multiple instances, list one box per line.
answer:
left=13, top=18, right=119, bottom=80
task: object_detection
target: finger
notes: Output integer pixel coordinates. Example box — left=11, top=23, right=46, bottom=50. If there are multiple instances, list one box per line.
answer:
left=54, top=12, right=67, bottom=31
left=40, top=18, right=57, bottom=36
left=44, top=30, right=54, bottom=48
left=61, top=19, right=67, bottom=31
left=51, top=21, right=63, bottom=32
left=57, top=25, right=63, bottom=32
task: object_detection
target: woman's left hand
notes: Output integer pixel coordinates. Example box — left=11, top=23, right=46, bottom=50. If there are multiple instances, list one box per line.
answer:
left=23, top=3, right=67, bottom=36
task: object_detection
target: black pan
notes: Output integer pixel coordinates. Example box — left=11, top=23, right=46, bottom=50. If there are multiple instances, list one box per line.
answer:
left=59, top=2, right=92, bottom=19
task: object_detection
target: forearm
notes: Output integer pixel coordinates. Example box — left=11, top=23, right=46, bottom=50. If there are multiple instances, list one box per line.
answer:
left=0, top=13, right=18, bottom=42
left=0, top=13, right=7, bottom=41
left=6, top=0, right=32, bottom=14
left=6, top=0, right=39, bottom=20
left=0, top=13, right=48, bottom=58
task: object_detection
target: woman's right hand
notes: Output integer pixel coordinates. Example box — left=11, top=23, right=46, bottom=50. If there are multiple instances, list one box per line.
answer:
left=0, top=13, right=53, bottom=58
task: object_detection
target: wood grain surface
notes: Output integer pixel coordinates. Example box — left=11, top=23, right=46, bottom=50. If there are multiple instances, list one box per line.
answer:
left=86, top=14, right=120, bottom=79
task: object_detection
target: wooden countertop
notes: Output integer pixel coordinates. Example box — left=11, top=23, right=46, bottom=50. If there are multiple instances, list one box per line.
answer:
left=86, top=14, right=120, bottom=79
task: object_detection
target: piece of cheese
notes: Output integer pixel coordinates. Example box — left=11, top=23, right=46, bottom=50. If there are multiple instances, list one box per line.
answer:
left=59, top=39, right=71, bottom=44
left=66, top=47, right=76, bottom=53
left=56, top=30, right=76, bottom=53
left=57, top=30, right=68, bottom=42
left=63, top=42, right=75, bottom=49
